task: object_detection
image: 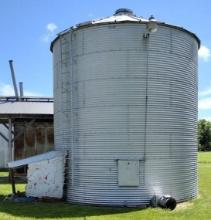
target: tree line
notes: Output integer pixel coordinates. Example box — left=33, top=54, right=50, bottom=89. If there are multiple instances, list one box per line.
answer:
left=198, top=119, right=211, bottom=151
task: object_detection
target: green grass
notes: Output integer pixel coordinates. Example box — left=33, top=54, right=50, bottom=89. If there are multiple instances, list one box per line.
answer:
left=198, top=151, right=211, bottom=163
left=0, top=152, right=211, bottom=220
left=0, top=172, right=9, bottom=177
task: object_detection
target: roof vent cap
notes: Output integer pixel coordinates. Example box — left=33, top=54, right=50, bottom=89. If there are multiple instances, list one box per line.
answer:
left=149, top=15, right=156, bottom=21
left=114, top=8, right=134, bottom=16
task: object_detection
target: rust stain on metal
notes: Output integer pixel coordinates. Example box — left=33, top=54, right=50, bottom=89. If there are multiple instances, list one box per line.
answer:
left=14, top=122, right=54, bottom=160
left=47, top=127, right=54, bottom=145
left=25, top=127, right=35, bottom=148
left=14, top=126, right=24, bottom=159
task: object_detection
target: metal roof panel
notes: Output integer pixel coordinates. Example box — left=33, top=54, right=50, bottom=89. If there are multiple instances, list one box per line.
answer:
left=8, top=151, right=64, bottom=168
left=0, top=101, right=53, bottom=115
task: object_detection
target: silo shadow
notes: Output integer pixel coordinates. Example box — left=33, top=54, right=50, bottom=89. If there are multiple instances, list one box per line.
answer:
left=0, top=197, right=145, bottom=219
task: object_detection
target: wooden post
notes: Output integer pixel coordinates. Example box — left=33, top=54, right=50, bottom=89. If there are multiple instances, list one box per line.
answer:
left=8, top=118, right=13, bottom=161
left=9, top=169, right=16, bottom=195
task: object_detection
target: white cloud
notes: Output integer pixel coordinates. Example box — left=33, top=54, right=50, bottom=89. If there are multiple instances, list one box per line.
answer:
left=41, top=34, right=50, bottom=43
left=199, top=87, right=211, bottom=97
left=0, top=84, right=15, bottom=96
left=41, top=22, right=58, bottom=43
left=198, top=97, right=211, bottom=110
left=198, top=45, right=211, bottom=62
left=46, top=23, right=58, bottom=33
left=201, top=117, right=211, bottom=121
left=24, top=90, right=42, bottom=97
left=0, top=83, right=41, bottom=97
left=88, top=13, right=94, bottom=18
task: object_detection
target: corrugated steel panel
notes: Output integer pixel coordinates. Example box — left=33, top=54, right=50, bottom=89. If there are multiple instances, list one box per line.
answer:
left=53, top=20, right=198, bottom=206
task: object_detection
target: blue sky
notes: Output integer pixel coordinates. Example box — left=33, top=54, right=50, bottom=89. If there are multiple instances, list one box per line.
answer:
left=0, top=0, right=211, bottom=120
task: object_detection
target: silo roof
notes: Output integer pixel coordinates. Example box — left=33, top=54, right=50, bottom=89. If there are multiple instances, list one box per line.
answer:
left=76, top=9, right=149, bottom=27
left=50, top=8, right=200, bottom=52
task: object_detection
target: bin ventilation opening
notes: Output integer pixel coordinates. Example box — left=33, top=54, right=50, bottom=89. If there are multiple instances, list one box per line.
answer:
left=150, top=195, right=177, bottom=210
left=114, top=8, right=134, bottom=16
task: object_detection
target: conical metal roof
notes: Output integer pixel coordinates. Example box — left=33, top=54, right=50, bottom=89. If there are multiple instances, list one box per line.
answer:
left=50, top=8, right=200, bottom=51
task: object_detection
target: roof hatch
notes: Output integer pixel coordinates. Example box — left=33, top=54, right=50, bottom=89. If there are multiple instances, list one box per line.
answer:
left=114, top=8, right=134, bottom=16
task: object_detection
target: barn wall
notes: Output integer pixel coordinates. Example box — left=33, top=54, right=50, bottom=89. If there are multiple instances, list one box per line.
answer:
left=14, top=122, right=54, bottom=160
left=0, top=124, right=9, bottom=168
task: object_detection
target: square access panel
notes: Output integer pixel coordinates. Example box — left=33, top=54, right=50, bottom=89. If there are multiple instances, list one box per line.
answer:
left=118, top=160, right=140, bottom=186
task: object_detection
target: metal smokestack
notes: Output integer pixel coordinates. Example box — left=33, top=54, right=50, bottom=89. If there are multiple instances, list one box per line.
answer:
left=19, top=82, right=24, bottom=98
left=9, top=60, right=19, bottom=99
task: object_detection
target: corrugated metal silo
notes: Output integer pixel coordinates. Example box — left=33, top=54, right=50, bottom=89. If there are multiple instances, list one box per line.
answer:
left=51, top=9, right=200, bottom=206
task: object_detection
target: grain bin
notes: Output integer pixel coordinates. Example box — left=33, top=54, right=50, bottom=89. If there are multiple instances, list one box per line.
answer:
left=51, top=9, right=200, bottom=207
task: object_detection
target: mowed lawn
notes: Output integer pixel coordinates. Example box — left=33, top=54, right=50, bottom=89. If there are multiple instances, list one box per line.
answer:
left=0, top=152, right=211, bottom=220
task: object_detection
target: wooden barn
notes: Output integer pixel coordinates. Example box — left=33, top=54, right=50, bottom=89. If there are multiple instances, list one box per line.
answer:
left=0, top=96, right=54, bottom=168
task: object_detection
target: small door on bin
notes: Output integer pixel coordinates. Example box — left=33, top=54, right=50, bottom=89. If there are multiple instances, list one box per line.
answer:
left=118, top=160, right=139, bottom=186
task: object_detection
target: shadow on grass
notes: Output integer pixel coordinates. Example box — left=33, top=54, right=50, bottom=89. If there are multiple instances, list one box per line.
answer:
left=0, top=194, right=143, bottom=219
left=0, top=174, right=144, bottom=218
left=0, top=178, right=9, bottom=184
left=0, top=180, right=25, bottom=184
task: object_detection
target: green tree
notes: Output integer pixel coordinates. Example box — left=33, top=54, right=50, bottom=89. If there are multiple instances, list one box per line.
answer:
left=198, top=119, right=211, bottom=151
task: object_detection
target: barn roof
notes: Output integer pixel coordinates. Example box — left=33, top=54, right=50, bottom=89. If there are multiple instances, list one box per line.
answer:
left=8, top=151, right=64, bottom=168
left=0, top=96, right=53, bottom=122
